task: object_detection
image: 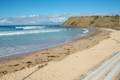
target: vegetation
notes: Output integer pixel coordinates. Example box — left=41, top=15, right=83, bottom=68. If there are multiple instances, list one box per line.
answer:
left=64, top=15, right=120, bottom=30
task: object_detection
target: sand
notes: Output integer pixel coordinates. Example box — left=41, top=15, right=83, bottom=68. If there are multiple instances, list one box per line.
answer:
left=0, top=28, right=120, bottom=80
left=0, top=28, right=109, bottom=76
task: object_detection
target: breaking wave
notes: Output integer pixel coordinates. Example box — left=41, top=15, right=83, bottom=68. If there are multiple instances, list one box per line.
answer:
left=0, top=29, right=66, bottom=36
left=82, top=28, right=89, bottom=33
left=15, top=26, right=45, bottom=30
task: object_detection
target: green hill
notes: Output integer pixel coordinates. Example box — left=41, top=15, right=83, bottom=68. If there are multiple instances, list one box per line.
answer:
left=64, top=16, right=120, bottom=30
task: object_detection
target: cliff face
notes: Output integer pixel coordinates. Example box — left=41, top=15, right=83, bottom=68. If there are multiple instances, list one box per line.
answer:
left=64, top=16, right=120, bottom=29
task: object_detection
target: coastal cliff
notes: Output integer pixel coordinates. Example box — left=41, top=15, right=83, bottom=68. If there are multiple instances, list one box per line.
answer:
left=64, top=16, right=120, bottom=29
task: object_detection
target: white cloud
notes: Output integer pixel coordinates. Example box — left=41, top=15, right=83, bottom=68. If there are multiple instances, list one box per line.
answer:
left=0, top=19, right=8, bottom=23
left=0, top=19, right=12, bottom=24
left=50, top=17, right=67, bottom=23
left=0, top=14, right=69, bottom=25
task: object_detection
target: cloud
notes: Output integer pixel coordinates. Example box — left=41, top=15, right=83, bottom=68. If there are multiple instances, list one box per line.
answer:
left=49, top=17, right=67, bottom=23
left=0, top=14, right=70, bottom=25
left=0, top=18, right=12, bottom=24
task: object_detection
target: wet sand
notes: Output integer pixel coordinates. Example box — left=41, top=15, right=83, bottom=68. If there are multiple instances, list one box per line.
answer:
left=0, top=28, right=111, bottom=79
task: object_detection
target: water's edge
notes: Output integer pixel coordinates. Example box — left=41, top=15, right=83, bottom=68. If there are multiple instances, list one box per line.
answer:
left=0, top=27, right=96, bottom=60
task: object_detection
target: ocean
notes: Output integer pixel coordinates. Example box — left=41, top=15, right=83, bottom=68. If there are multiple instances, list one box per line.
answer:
left=0, top=25, right=95, bottom=57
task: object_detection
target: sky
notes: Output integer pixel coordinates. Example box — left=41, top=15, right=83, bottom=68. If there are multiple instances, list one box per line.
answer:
left=0, top=0, right=120, bottom=18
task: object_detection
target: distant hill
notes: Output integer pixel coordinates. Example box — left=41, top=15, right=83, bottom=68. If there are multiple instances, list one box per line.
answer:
left=64, top=16, right=120, bottom=30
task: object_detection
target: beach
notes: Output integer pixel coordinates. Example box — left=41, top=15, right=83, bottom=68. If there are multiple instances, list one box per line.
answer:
left=0, top=0, right=119, bottom=80
left=0, top=28, right=120, bottom=80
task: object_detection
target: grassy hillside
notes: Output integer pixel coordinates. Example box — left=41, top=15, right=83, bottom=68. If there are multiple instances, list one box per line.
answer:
left=64, top=16, right=120, bottom=30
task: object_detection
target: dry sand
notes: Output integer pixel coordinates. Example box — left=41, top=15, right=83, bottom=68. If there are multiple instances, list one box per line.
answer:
left=0, top=28, right=120, bottom=80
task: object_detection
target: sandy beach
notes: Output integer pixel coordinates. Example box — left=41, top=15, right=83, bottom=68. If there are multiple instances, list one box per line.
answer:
left=0, top=28, right=120, bottom=80
left=0, top=0, right=119, bottom=79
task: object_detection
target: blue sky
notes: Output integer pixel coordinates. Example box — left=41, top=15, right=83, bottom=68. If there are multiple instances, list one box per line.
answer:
left=0, top=0, right=120, bottom=17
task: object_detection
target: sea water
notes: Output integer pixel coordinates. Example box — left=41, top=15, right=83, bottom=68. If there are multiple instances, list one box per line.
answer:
left=0, top=25, right=95, bottom=57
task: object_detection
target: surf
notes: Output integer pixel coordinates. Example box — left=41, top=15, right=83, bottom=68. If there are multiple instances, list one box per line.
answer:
left=0, top=29, right=66, bottom=36
left=15, top=26, right=45, bottom=30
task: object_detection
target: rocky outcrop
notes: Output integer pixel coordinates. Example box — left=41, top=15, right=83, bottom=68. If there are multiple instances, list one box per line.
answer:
left=64, top=16, right=120, bottom=29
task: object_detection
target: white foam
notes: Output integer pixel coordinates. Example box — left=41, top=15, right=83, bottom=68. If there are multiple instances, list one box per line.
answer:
left=16, top=26, right=45, bottom=30
left=83, top=28, right=89, bottom=33
left=0, top=29, right=65, bottom=36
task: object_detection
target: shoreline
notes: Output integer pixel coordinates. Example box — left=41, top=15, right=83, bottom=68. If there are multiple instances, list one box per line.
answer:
left=0, top=27, right=120, bottom=80
left=0, top=27, right=95, bottom=59
left=0, top=28, right=99, bottom=61
left=0, top=28, right=110, bottom=77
